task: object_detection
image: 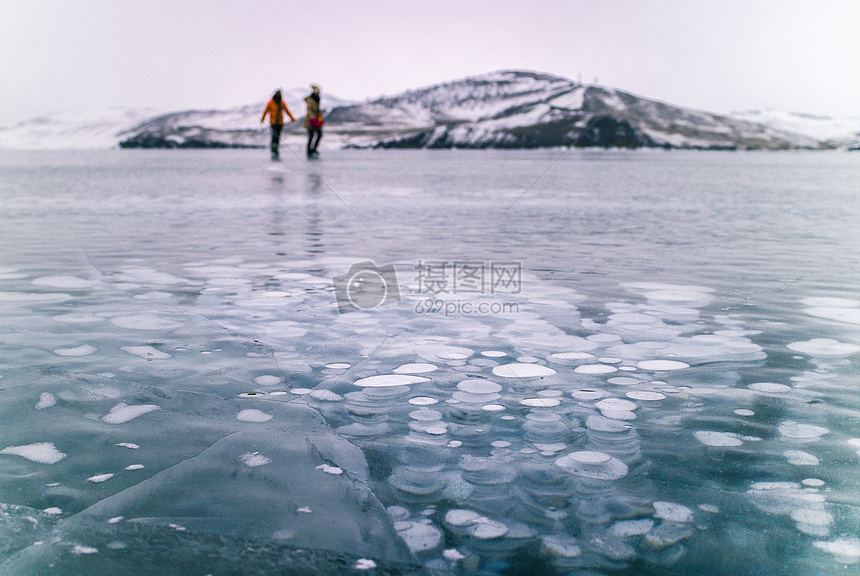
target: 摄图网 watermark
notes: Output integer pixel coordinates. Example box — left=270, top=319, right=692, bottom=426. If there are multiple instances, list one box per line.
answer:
left=332, top=260, right=523, bottom=314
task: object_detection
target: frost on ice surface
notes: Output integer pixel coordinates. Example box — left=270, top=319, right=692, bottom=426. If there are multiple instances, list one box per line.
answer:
left=102, top=403, right=160, bottom=424
left=236, top=409, right=273, bottom=423
left=0, top=442, right=66, bottom=464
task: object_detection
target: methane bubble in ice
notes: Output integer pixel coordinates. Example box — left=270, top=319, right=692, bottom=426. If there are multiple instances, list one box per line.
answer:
left=784, top=450, right=820, bottom=466
left=122, top=346, right=172, bottom=360
left=444, top=509, right=484, bottom=529
left=481, top=351, right=507, bottom=357
left=408, top=396, right=439, bottom=406
left=102, top=403, right=160, bottom=424
left=813, top=537, right=860, bottom=564
left=492, top=363, right=557, bottom=378
left=791, top=508, right=833, bottom=536
left=734, top=409, right=755, bottom=416
left=520, top=398, right=561, bottom=408
left=354, top=374, right=431, bottom=387
left=779, top=421, right=829, bottom=442
left=653, top=501, right=694, bottom=522
left=549, top=351, right=595, bottom=363
left=0, top=442, right=66, bottom=464
left=394, top=363, right=438, bottom=374
left=395, top=521, right=442, bottom=553
left=324, top=363, right=351, bottom=370
left=612, top=519, right=655, bottom=537
left=240, top=452, right=272, bottom=467
left=236, top=409, right=273, bottom=423
left=253, top=375, right=281, bottom=386
left=457, top=380, right=502, bottom=394
left=694, top=431, right=744, bottom=447
left=52, top=313, right=104, bottom=323
left=572, top=389, right=606, bottom=401
left=110, top=314, right=183, bottom=330
left=315, top=464, right=343, bottom=475
left=53, top=345, right=97, bottom=357
left=33, top=275, right=98, bottom=289
left=636, top=359, right=690, bottom=371
left=87, top=473, right=114, bottom=483
left=594, top=399, right=638, bottom=420
left=469, top=519, right=508, bottom=539
left=801, top=297, right=860, bottom=325
left=575, top=364, right=618, bottom=375
left=625, top=390, right=665, bottom=401
left=787, top=339, right=860, bottom=356
left=35, top=392, right=56, bottom=410
left=748, top=382, right=791, bottom=393
left=555, top=451, right=628, bottom=480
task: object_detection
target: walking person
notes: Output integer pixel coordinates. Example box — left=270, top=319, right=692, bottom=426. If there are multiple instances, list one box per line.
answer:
left=304, top=84, right=324, bottom=157
left=261, top=89, right=295, bottom=160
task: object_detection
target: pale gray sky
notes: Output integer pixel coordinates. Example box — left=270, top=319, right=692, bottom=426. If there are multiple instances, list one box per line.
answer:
left=2, top=0, right=859, bottom=126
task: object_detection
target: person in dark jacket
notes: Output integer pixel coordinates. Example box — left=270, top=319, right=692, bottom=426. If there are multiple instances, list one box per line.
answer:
left=261, top=89, right=296, bottom=159
left=304, top=84, right=323, bottom=157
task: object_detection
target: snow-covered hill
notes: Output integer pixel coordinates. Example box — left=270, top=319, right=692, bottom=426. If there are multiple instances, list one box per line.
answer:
left=328, top=71, right=822, bottom=150
left=0, top=108, right=162, bottom=149
left=0, top=72, right=844, bottom=150
left=729, top=109, right=860, bottom=149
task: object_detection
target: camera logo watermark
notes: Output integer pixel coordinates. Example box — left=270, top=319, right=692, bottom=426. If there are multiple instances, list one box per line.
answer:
left=332, top=260, right=523, bottom=315
left=332, top=261, right=401, bottom=314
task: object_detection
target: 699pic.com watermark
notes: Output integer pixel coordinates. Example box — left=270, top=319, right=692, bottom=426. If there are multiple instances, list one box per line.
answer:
left=332, top=259, right=522, bottom=315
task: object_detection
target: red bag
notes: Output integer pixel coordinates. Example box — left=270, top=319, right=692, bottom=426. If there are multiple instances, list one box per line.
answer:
left=308, top=114, right=324, bottom=129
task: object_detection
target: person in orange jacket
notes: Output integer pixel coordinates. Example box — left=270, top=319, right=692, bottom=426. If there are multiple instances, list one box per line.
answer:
left=260, top=89, right=295, bottom=159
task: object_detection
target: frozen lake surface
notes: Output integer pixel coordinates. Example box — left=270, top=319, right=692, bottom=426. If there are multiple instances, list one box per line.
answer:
left=1, top=148, right=859, bottom=575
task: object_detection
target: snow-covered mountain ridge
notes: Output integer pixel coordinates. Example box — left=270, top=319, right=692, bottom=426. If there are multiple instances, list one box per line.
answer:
left=2, top=71, right=857, bottom=150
